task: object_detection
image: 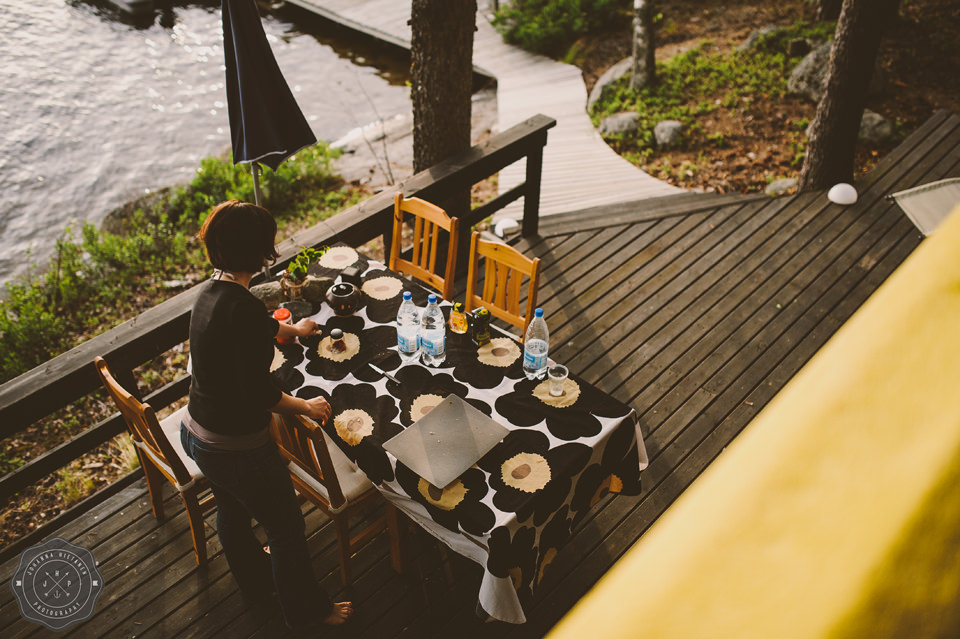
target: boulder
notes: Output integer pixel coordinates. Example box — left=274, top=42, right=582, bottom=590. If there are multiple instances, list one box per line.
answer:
left=787, top=41, right=832, bottom=102
left=587, top=57, right=633, bottom=112
left=858, top=110, right=894, bottom=145
left=250, top=281, right=284, bottom=310
left=737, top=25, right=782, bottom=52
left=302, top=275, right=334, bottom=305
left=765, top=177, right=798, bottom=197
left=654, top=120, right=685, bottom=148
left=599, top=112, right=640, bottom=137
left=788, top=40, right=885, bottom=103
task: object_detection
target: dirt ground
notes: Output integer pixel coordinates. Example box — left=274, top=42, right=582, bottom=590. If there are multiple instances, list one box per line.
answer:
left=573, top=0, right=960, bottom=193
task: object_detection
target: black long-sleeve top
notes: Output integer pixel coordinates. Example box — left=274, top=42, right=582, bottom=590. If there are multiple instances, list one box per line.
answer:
left=187, top=280, right=282, bottom=436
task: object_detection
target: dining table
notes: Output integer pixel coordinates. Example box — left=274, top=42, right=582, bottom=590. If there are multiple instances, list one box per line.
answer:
left=268, top=245, right=649, bottom=624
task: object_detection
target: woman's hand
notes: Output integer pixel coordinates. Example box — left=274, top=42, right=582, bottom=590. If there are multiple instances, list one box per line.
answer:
left=302, top=396, right=332, bottom=425
left=293, top=317, right=319, bottom=338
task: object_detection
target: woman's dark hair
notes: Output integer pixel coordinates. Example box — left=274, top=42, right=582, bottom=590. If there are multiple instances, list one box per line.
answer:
left=198, top=200, right=280, bottom=273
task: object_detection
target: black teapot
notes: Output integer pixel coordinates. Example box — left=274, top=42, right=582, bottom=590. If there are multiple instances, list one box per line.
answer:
left=326, top=282, right=361, bottom=316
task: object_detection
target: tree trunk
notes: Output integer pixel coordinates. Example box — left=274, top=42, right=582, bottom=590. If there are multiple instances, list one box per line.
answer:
left=630, top=0, right=656, bottom=89
left=817, top=0, right=844, bottom=21
left=410, top=0, right=477, bottom=177
left=798, top=0, right=900, bottom=191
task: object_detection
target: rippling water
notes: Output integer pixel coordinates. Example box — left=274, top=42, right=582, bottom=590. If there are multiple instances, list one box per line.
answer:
left=0, top=0, right=410, bottom=287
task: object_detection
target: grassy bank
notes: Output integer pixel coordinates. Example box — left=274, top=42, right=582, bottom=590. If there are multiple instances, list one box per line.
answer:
left=0, top=143, right=362, bottom=547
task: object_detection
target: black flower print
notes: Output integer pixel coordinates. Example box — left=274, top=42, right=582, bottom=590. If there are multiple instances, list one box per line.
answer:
left=495, top=376, right=603, bottom=441
left=394, top=463, right=496, bottom=536
left=443, top=331, right=525, bottom=389
left=478, top=429, right=591, bottom=526
left=486, top=525, right=538, bottom=602
left=536, top=505, right=573, bottom=586
left=297, top=383, right=401, bottom=485
left=269, top=340, right=305, bottom=393
left=301, top=315, right=396, bottom=382
left=390, top=364, right=491, bottom=427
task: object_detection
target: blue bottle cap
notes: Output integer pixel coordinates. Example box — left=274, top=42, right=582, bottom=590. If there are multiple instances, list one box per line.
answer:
left=403, top=291, right=412, bottom=300
left=534, top=307, right=544, bottom=317
left=428, top=294, right=437, bottom=304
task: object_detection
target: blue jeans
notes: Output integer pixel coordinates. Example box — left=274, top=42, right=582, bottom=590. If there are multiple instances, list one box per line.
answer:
left=181, top=426, right=332, bottom=629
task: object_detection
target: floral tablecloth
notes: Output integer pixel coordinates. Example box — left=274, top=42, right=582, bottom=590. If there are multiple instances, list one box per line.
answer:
left=269, top=246, right=648, bottom=623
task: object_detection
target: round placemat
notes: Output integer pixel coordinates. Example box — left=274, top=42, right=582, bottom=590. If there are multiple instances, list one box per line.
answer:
left=533, top=378, right=580, bottom=408
left=317, top=332, right=360, bottom=362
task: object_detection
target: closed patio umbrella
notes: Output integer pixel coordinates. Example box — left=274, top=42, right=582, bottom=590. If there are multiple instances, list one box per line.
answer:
left=221, top=0, right=316, bottom=208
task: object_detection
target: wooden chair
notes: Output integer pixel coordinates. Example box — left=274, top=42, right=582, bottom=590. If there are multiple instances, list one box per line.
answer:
left=465, top=231, right=542, bottom=339
left=270, top=413, right=404, bottom=586
left=94, top=356, right=213, bottom=565
left=389, top=193, right=460, bottom=300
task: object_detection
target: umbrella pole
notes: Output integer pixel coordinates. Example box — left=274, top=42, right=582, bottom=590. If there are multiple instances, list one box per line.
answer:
left=251, top=163, right=272, bottom=281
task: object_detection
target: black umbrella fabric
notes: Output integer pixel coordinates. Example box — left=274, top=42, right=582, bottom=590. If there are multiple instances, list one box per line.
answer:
left=221, top=0, right=316, bottom=172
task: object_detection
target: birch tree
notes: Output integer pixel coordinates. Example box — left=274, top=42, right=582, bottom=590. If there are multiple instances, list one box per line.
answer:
left=630, top=0, right=656, bottom=89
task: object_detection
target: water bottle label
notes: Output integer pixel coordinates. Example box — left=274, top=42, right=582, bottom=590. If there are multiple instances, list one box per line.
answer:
left=422, top=333, right=444, bottom=356
left=523, top=349, right=547, bottom=370
left=398, top=332, right=418, bottom=352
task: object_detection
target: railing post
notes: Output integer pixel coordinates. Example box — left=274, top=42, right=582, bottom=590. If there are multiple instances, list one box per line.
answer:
left=522, top=141, right=545, bottom=237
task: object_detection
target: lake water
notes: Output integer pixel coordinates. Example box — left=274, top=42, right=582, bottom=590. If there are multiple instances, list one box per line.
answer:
left=0, top=0, right=411, bottom=288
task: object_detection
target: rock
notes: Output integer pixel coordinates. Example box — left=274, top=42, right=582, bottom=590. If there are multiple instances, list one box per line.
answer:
left=587, top=57, right=633, bottom=112
left=788, top=41, right=832, bottom=102
left=301, top=275, right=334, bottom=305
left=599, top=112, right=640, bottom=137
left=765, top=178, right=798, bottom=197
left=250, top=281, right=284, bottom=309
left=859, top=110, right=894, bottom=145
left=737, top=25, right=782, bottom=52
left=654, top=120, right=684, bottom=148
left=788, top=40, right=885, bottom=103
left=100, top=186, right=176, bottom=236
left=162, top=279, right=193, bottom=289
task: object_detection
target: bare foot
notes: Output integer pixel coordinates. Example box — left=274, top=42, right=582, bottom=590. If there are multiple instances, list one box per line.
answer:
left=323, top=601, right=353, bottom=626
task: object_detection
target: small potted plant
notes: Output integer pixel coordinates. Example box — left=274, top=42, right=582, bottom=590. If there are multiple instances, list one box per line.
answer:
left=281, top=246, right=326, bottom=300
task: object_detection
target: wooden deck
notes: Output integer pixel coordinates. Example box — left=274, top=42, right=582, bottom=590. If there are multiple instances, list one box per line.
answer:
left=2, top=110, right=958, bottom=638
left=281, top=0, right=681, bottom=218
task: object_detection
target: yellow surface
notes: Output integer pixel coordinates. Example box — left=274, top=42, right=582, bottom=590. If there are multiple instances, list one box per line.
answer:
left=549, top=204, right=960, bottom=639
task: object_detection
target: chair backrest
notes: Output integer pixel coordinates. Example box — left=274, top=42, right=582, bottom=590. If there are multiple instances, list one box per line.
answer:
left=270, top=413, right=346, bottom=510
left=389, top=193, right=460, bottom=300
left=94, top=356, right=193, bottom=487
left=465, top=231, right=542, bottom=338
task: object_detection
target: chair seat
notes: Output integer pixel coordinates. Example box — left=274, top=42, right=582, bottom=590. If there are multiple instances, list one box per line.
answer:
left=287, top=435, right=374, bottom=514
left=134, top=406, right=204, bottom=491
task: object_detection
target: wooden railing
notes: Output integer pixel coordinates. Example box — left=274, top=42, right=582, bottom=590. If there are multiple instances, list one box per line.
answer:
left=0, top=114, right=555, bottom=558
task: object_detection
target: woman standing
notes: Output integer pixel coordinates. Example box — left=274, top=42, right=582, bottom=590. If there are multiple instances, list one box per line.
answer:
left=180, top=200, right=351, bottom=630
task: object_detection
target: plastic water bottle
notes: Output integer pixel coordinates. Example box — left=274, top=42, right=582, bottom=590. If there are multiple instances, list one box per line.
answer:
left=523, top=308, right=549, bottom=380
left=420, top=294, right=446, bottom=367
left=396, top=291, right=420, bottom=362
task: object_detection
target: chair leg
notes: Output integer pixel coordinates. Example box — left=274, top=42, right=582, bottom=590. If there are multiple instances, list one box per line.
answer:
left=386, top=503, right=406, bottom=575
left=182, top=489, right=208, bottom=566
left=139, top=453, right=166, bottom=521
left=335, top=515, right=352, bottom=587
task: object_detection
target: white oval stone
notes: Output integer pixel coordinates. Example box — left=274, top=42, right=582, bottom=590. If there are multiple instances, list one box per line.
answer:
left=827, top=182, right=858, bottom=205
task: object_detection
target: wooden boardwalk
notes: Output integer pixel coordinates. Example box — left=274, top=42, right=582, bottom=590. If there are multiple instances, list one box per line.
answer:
left=282, top=0, right=681, bottom=218
left=2, top=110, right=956, bottom=638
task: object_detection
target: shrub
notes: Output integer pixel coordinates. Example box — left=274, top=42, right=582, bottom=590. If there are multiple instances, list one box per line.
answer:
left=493, top=0, right=629, bottom=57
left=0, top=142, right=350, bottom=384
